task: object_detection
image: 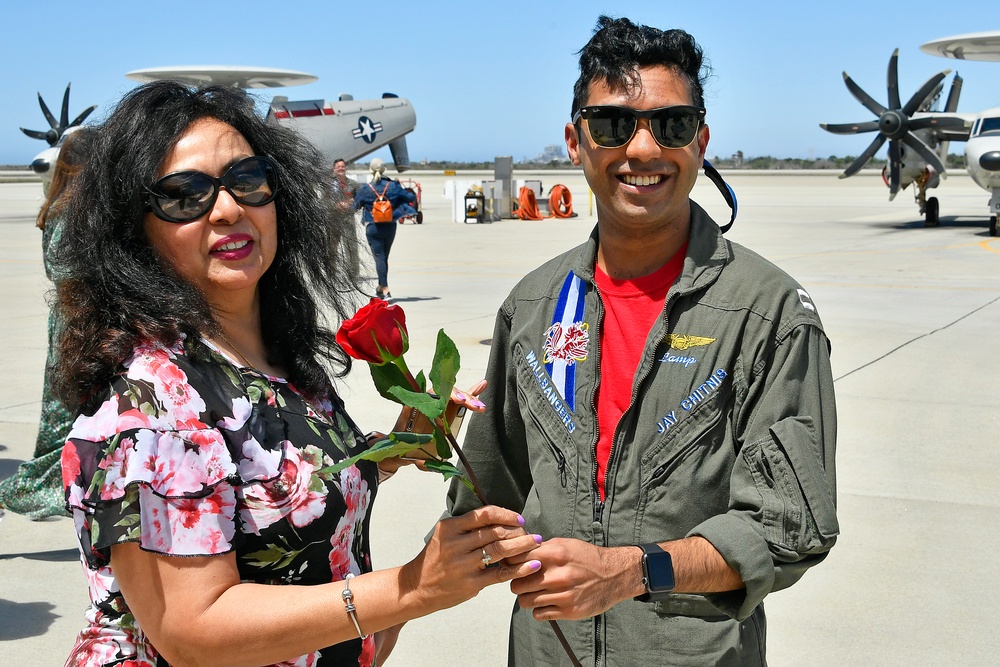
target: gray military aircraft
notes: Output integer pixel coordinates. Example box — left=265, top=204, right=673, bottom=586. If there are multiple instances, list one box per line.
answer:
left=21, top=66, right=416, bottom=191
left=821, top=31, right=1000, bottom=234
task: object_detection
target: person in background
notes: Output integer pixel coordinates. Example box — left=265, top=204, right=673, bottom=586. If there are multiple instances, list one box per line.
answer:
left=55, top=81, right=540, bottom=667
left=353, top=158, right=416, bottom=302
left=446, top=16, right=838, bottom=666
left=0, top=126, right=95, bottom=522
left=331, top=157, right=359, bottom=213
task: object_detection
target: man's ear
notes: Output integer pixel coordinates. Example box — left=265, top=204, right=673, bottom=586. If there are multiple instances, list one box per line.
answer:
left=565, top=123, right=582, bottom=166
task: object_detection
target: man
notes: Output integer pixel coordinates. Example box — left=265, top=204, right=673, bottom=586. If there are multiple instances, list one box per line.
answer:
left=447, top=16, right=838, bottom=666
left=331, top=157, right=359, bottom=212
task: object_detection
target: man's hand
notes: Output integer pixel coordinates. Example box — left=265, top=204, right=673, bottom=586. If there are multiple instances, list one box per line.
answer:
left=509, top=538, right=641, bottom=621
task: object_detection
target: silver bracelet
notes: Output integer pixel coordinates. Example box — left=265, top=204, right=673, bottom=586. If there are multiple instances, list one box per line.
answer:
left=341, top=573, right=366, bottom=639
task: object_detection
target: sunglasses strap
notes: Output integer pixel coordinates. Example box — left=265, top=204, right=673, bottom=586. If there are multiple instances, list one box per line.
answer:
left=701, top=159, right=738, bottom=233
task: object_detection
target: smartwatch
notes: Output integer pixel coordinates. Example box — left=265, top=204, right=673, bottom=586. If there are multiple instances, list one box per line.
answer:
left=635, top=543, right=675, bottom=602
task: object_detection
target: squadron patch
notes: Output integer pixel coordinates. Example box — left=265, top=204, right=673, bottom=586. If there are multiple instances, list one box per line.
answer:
left=544, top=271, right=588, bottom=412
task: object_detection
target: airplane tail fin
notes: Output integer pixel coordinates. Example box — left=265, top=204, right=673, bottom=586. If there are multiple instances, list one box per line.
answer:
left=389, top=136, right=411, bottom=172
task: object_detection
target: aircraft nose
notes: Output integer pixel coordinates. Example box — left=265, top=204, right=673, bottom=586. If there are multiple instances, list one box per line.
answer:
left=979, top=151, right=1000, bottom=172
left=30, top=158, right=50, bottom=175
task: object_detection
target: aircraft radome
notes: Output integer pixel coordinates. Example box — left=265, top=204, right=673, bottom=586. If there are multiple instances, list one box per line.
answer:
left=21, top=66, right=416, bottom=193
left=821, top=31, right=1000, bottom=235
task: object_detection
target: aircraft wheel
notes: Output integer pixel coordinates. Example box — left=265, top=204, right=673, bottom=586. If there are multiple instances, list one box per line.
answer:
left=990, top=215, right=998, bottom=237
left=416, top=211, right=423, bottom=224
left=924, top=197, right=939, bottom=227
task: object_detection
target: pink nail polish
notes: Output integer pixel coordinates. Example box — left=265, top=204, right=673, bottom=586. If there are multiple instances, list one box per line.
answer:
left=517, top=514, right=525, bottom=527
left=470, top=398, right=486, bottom=408
left=533, top=534, right=543, bottom=544
left=529, top=560, right=541, bottom=571
left=455, top=391, right=466, bottom=400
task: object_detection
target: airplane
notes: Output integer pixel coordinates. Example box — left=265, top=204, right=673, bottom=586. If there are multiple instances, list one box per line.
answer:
left=820, top=31, right=1000, bottom=235
left=21, top=66, right=416, bottom=192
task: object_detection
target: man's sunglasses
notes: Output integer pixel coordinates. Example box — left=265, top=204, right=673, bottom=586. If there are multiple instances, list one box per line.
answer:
left=572, top=105, right=706, bottom=149
left=145, top=155, right=279, bottom=223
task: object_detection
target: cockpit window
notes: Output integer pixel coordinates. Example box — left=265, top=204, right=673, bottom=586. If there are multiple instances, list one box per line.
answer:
left=976, top=116, right=1000, bottom=136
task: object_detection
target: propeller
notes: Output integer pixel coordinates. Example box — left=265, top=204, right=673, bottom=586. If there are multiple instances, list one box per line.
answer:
left=820, top=49, right=967, bottom=199
left=19, top=83, right=97, bottom=147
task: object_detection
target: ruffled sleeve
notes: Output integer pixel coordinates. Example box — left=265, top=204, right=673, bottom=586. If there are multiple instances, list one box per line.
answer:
left=62, top=341, right=287, bottom=568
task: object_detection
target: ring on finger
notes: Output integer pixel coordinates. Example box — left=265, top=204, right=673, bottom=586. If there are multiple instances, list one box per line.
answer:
left=480, top=547, right=493, bottom=569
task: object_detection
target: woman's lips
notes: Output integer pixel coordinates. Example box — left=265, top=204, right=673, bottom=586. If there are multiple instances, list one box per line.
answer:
left=211, top=235, right=254, bottom=260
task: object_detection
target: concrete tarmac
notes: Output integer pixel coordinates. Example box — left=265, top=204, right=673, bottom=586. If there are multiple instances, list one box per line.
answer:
left=1, top=169, right=998, bottom=665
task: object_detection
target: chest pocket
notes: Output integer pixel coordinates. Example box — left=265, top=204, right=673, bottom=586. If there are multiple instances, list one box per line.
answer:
left=633, top=391, right=733, bottom=544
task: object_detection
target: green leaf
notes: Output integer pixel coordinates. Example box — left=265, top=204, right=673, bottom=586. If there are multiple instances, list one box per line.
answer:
left=432, top=426, right=451, bottom=459
left=429, top=329, right=460, bottom=402
left=370, top=362, right=413, bottom=405
left=316, top=432, right=434, bottom=475
left=422, top=459, right=472, bottom=490
left=414, top=370, right=427, bottom=392
left=387, top=386, right=447, bottom=420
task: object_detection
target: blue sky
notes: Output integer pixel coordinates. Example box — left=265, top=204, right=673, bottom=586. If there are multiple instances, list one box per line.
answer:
left=3, top=1, right=997, bottom=166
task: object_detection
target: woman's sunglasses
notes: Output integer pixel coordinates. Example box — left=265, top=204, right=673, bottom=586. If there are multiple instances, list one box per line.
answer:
left=145, top=155, right=279, bottom=223
left=572, top=105, right=706, bottom=149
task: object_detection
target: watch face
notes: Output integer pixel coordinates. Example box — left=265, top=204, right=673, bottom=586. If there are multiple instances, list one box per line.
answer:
left=644, top=551, right=675, bottom=593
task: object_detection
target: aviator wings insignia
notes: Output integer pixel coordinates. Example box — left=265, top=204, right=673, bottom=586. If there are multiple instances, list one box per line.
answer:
left=667, top=334, right=716, bottom=351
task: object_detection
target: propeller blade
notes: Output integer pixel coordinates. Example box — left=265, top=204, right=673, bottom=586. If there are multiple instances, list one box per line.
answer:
left=68, top=105, right=97, bottom=128
left=843, top=72, right=887, bottom=117
left=944, top=74, right=963, bottom=113
left=821, top=121, right=880, bottom=135
left=900, top=133, right=946, bottom=174
left=60, top=84, right=71, bottom=129
left=907, top=116, right=969, bottom=131
left=902, top=70, right=950, bottom=116
left=37, top=93, right=59, bottom=130
left=20, top=128, right=50, bottom=141
left=887, top=49, right=901, bottom=111
left=887, top=140, right=901, bottom=199
left=842, top=134, right=886, bottom=178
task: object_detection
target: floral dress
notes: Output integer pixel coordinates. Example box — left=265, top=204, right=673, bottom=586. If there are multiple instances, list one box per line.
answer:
left=62, top=339, right=379, bottom=667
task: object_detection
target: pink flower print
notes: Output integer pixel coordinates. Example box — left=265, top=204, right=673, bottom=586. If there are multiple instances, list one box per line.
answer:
left=239, top=444, right=328, bottom=533
left=359, top=635, right=376, bottom=667
left=98, top=437, right=135, bottom=500
left=128, top=347, right=206, bottom=422
left=62, top=440, right=81, bottom=487
left=138, top=483, right=236, bottom=555
left=83, top=563, right=116, bottom=605
left=338, top=466, right=371, bottom=524
left=274, top=652, right=319, bottom=667
left=217, top=396, right=252, bottom=431
left=69, top=395, right=126, bottom=441
left=329, top=517, right=356, bottom=580
left=130, top=429, right=235, bottom=497
left=236, top=434, right=283, bottom=482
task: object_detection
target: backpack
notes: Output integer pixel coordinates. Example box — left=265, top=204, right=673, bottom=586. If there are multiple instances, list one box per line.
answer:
left=369, top=182, right=393, bottom=223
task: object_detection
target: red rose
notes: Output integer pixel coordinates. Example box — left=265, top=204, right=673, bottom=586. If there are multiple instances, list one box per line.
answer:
left=336, top=298, right=409, bottom=365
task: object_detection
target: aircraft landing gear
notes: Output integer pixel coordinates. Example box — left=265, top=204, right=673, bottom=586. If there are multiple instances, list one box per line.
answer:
left=924, top=197, right=939, bottom=227
left=990, top=215, right=998, bottom=237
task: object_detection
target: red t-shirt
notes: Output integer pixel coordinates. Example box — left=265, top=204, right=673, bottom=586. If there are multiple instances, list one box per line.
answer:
left=593, top=244, right=687, bottom=501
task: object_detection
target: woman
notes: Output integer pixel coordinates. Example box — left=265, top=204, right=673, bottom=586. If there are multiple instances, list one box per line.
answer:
left=55, top=82, right=539, bottom=667
left=353, top=158, right=416, bottom=302
left=0, top=126, right=94, bottom=520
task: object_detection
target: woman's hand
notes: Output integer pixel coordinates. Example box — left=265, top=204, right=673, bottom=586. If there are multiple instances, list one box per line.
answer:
left=399, top=505, right=541, bottom=612
left=376, top=381, right=488, bottom=479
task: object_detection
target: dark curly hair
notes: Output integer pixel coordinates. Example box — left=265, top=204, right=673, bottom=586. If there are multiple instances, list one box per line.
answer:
left=53, top=81, right=364, bottom=411
left=37, top=127, right=96, bottom=231
left=571, top=16, right=710, bottom=117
